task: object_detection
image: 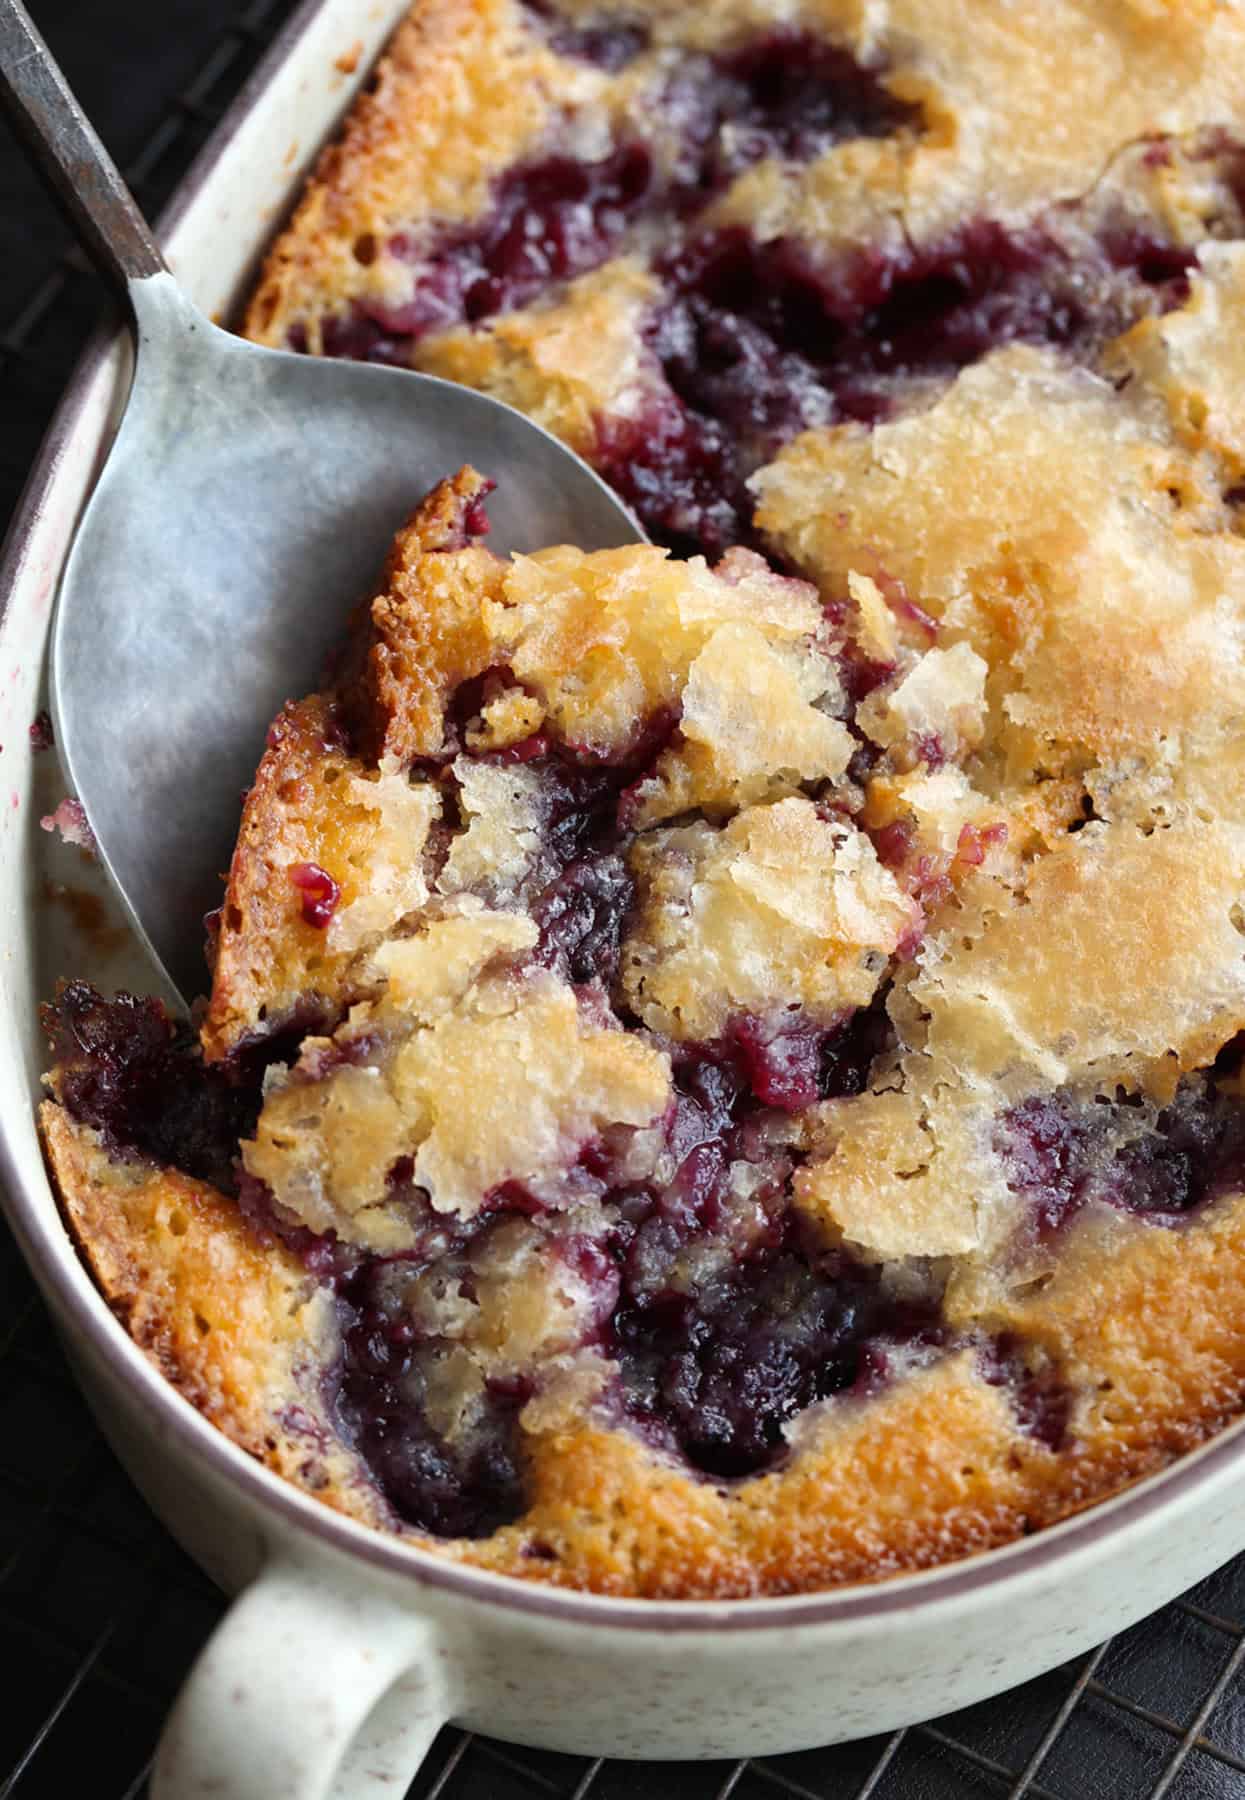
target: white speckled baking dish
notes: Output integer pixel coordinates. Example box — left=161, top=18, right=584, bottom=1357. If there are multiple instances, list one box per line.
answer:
left=3, top=5, right=1245, bottom=1796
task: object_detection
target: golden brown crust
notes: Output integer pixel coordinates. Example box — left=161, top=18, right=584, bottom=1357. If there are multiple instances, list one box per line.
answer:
left=415, top=262, right=665, bottom=457
left=202, top=694, right=341, bottom=1060
left=39, top=1103, right=385, bottom=1521
left=202, top=695, right=381, bottom=1060
left=244, top=0, right=1245, bottom=369
left=244, top=0, right=570, bottom=351
left=341, top=468, right=505, bottom=766
left=484, top=1184, right=1245, bottom=1597
left=45, top=1086, right=1245, bottom=1595
left=203, top=477, right=503, bottom=1062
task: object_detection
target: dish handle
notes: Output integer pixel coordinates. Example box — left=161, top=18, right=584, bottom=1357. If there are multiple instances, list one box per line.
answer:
left=150, top=1556, right=450, bottom=1799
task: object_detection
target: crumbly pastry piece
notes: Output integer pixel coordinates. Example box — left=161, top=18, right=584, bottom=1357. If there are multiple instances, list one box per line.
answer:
left=245, top=0, right=1245, bottom=565
left=39, top=1103, right=385, bottom=1527
left=38, top=1, right=1245, bottom=1597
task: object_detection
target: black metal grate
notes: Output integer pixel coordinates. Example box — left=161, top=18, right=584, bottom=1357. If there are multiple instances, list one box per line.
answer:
left=5, top=5, right=1245, bottom=1796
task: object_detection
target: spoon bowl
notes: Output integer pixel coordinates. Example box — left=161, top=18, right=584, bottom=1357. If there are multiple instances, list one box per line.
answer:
left=50, top=277, right=643, bottom=1003
left=1, top=1, right=643, bottom=1005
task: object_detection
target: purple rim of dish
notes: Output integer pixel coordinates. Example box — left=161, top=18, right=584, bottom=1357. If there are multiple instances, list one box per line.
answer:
left=2, top=0, right=1244, bottom=1633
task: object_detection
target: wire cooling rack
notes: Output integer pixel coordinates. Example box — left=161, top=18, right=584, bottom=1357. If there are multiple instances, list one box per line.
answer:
left=5, top=4, right=1245, bottom=1795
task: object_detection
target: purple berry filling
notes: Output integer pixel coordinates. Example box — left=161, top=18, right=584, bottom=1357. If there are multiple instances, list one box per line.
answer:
left=359, top=142, right=656, bottom=345
left=609, top=1226, right=945, bottom=1478
left=42, top=984, right=263, bottom=1194
left=333, top=1259, right=527, bottom=1537
left=594, top=220, right=1197, bottom=556
left=728, top=999, right=892, bottom=1114
left=979, top=1334, right=1070, bottom=1451
left=301, top=18, right=1203, bottom=559
left=552, top=21, right=648, bottom=70
left=447, top=704, right=684, bottom=984
left=656, top=32, right=917, bottom=206
left=592, top=391, right=761, bottom=561
left=728, top=1015, right=825, bottom=1113
left=567, top=1029, right=937, bottom=1477
left=654, top=218, right=1194, bottom=402
left=532, top=853, right=635, bottom=986
left=524, top=1, right=650, bottom=71
left=999, top=1077, right=1245, bottom=1236
left=520, top=764, right=642, bottom=983
left=535, top=756, right=638, bottom=861
left=289, top=861, right=342, bottom=928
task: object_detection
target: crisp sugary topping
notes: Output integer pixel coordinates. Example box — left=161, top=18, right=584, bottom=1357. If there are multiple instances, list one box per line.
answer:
left=328, top=771, right=441, bottom=952
left=797, top=1084, right=1016, bottom=1262
left=436, top=759, right=546, bottom=899
left=245, top=1058, right=420, bottom=1252
left=484, top=540, right=826, bottom=757
left=754, top=344, right=1245, bottom=789
left=630, top=622, right=852, bottom=825
left=387, top=972, right=670, bottom=1215
left=245, top=965, right=671, bottom=1241
left=847, top=571, right=900, bottom=666
left=623, top=799, right=914, bottom=1040
left=857, top=642, right=988, bottom=766
left=910, top=819, right=1245, bottom=1098
left=370, top=904, right=538, bottom=1019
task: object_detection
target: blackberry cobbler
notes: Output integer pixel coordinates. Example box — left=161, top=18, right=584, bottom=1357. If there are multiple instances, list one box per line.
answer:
left=39, top=0, right=1245, bottom=1596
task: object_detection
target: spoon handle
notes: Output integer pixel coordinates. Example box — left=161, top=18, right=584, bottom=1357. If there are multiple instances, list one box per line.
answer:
left=0, top=0, right=165, bottom=287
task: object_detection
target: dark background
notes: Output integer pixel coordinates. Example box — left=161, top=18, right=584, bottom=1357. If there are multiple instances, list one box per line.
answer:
left=4, top=4, right=1245, bottom=1795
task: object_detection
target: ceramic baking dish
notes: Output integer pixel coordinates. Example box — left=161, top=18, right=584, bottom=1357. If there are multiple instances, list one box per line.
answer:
left=4, top=5, right=1245, bottom=1796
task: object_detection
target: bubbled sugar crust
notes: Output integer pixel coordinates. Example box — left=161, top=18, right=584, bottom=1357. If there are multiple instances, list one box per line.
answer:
left=38, top=0, right=1245, bottom=1597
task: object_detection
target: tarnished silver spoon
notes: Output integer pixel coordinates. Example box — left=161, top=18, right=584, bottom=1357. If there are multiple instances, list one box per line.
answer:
left=0, top=0, right=643, bottom=1005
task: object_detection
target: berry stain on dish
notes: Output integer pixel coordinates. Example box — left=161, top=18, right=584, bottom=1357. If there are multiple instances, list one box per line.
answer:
left=38, top=0, right=1245, bottom=1597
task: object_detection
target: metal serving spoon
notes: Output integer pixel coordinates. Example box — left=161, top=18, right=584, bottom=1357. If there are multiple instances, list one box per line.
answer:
left=0, top=0, right=643, bottom=1005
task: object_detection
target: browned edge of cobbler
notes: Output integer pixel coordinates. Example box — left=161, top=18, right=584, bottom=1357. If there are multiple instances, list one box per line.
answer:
left=3, top=0, right=1245, bottom=1631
